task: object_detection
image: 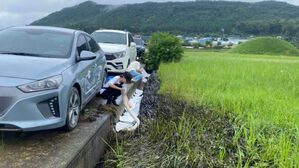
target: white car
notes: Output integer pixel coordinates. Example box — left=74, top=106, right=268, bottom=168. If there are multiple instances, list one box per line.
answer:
left=91, top=29, right=137, bottom=73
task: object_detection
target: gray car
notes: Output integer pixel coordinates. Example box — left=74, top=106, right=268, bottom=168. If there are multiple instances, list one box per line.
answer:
left=0, top=26, right=106, bottom=131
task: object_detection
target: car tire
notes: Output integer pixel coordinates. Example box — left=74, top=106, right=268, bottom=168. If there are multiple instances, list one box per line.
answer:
left=64, top=87, right=81, bottom=131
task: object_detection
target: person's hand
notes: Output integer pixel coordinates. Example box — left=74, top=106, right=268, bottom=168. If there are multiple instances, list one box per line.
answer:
left=137, top=69, right=143, bottom=73
left=128, top=103, right=132, bottom=109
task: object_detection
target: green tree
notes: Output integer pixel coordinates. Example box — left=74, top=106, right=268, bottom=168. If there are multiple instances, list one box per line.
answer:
left=193, top=43, right=200, bottom=49
left=32, top=1, right=299, bottom=36
left=143, top=32, right=184, bottom=70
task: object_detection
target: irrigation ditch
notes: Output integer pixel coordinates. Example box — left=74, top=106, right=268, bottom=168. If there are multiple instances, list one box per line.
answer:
left=100, top=72, right=247, bottom=167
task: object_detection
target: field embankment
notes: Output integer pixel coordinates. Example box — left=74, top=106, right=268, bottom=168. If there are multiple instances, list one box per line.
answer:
left=229, top=37, right=299, bottom=56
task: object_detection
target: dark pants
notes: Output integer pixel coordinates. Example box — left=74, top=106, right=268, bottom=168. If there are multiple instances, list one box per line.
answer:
left=100, top=84, right=122, bottom=104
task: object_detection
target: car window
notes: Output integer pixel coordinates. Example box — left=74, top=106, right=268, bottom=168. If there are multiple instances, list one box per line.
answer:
left=134, top=38, right=144, bottom=45
left=77, top=35, right=89, bottom=56
left=86, top=36, right=100, bottom=53
left=91, top=32, right=127, bottom=45
left=0, top=28, right=73, bottom=58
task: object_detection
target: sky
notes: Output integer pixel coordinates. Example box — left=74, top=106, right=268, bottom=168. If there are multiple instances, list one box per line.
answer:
left=0, top=0, right=299, bottom=29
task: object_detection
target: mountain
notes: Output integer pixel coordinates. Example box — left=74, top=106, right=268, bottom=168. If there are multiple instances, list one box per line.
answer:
left=31, top=1, right=299, bottom=36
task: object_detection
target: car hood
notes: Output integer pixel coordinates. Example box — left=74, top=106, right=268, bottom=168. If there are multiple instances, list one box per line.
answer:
left=98, top=43, right=127, bottom=53
left=0, top=54, right=70, bottom=86
left=0, top=76, right=34, bottom=87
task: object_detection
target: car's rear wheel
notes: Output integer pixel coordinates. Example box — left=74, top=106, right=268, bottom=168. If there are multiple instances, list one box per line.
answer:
left=65, top=87, right=81, bottom=131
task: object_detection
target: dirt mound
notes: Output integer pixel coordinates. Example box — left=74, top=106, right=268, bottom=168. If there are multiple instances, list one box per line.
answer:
left=229, top=37, right=299, bottom=56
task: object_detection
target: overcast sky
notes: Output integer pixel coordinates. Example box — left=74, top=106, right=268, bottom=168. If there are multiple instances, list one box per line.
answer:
left=0, top=0, right=298, bottom=29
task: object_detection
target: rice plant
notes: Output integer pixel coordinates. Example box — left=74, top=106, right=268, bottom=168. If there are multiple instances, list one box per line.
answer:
left=159, top=51, right=299, bottom=167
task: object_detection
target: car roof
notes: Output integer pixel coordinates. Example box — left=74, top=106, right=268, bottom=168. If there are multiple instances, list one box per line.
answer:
left=94, top=29, right=127, bottom=34
left=8, top=26, right=77, bottom=35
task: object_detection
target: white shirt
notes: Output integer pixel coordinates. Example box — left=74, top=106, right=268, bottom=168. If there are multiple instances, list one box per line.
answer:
left=100, top=76, right=128, bottom=94
left=126, top=61, right=141, bottom=72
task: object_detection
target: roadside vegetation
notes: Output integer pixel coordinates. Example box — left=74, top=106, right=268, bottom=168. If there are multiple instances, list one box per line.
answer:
left=142, top=32, right=183, bottom=70
left=159, top=52, right=298, bottom=167
left=229, top=37, right=299, bottom=56
left=103, top=51, right=298, bottom=167
left=102, top=33, right=299, bottom=167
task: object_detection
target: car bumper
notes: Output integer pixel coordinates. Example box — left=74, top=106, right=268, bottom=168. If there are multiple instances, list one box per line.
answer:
left=0, top=86, right=66, bottom=131
left=105, top=57, right=129, bottom=73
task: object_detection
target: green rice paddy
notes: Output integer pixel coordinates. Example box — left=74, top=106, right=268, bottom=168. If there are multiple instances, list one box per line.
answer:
left=159, top=51, right=298, bottom=167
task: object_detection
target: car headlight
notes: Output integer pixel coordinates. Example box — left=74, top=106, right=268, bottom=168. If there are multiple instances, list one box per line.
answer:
left=18, top=75, right=63, bottom=93
left=113, top=51, right=126, bottom=58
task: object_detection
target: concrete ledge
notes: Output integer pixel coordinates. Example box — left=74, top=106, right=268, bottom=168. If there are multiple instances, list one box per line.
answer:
left=0, top=81, right=141, bottom=168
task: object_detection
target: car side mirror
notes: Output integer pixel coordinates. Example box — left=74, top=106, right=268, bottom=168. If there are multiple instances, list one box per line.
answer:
left=130, top=42, right=136, bottom=47
left=78, top=50, right=96, bottom=61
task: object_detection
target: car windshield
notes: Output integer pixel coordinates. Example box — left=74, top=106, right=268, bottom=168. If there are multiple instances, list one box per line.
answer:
left=0, top=28, right=73, bottom=58
left=134, top=38, right=143, bottom=45
left=91, top=32, right=127, bottom=45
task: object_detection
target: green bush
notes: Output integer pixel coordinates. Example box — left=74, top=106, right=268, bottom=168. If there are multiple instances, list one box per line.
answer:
left=213, top=45, right=224, bottom=49
left=183, top=40, right=190, bottom=46
left=142, top=32, right=184, bottom=70
left=193, top=43, right=200, bottom=49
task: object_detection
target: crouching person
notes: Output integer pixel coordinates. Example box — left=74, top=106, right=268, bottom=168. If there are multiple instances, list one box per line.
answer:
left=99, top=72, right=132, bottom=106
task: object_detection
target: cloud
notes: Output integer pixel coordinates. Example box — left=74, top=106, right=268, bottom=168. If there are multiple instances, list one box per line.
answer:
left=0, top=0, right=298, bottom=28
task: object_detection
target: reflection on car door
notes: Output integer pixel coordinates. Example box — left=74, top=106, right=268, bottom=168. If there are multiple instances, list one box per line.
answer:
left=77, top=34, right=96, bottom=101
left=85, top=35, right=105, bottom=90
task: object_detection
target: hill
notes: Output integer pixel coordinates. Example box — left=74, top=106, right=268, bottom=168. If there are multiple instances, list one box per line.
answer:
left=229, top=37, right=299, bottom=56
left=31, top=1, right=299, bottom=36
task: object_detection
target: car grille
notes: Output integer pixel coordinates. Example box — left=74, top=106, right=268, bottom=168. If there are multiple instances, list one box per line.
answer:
left=105, top=54, right=116, bottom=60
left=0, top=97, right=14, bottom=116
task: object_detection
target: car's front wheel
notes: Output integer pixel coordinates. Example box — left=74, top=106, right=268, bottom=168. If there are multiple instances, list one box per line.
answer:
left=65, top=87, right=81, bottom=131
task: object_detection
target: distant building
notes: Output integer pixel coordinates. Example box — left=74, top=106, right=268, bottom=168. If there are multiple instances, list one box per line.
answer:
left=177, top=35, right=184, bottom=39
left=199, top=38, right=207, bottom=45
left=190, top=39, right=199, bottom=45
left=185, top=37, right=193, bottom=41
left=141, top=36, right=151, bottom=40
left=204, top=37, right=212, bottom=41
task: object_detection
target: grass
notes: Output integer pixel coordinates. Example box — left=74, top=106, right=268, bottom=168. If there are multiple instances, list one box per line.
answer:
left=159, top=51, right=299, bottom=167
left=103, top=97, right=237, bottom=167
left=229, top=37, right=299, bottom=56
left=184, top=48, right=228, bottom=53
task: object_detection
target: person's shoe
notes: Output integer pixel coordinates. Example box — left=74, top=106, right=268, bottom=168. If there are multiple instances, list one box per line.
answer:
left=96, top=92, right=102, bottom=97
left=106, top=97, right=113, bottom=105
left=112, top=100, right=119, bottom=106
